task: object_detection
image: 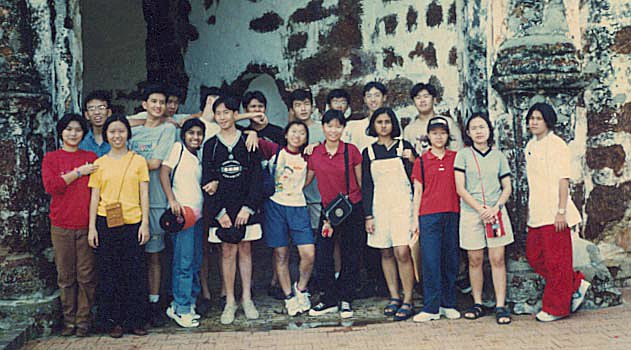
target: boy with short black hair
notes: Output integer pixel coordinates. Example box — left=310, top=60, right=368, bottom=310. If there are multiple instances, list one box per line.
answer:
left=128, top=85, right=187, bottom=128
left=326, top=88, right=351, bottom=116
left=404, top=82, right=463, bottom=155
left=242, top=90, right=285, bottom=145
left=80, top=90, right=113, bottom=157
left=201, top=96, right=264, bottom=325
left=128, top=84, right=177, bottom=327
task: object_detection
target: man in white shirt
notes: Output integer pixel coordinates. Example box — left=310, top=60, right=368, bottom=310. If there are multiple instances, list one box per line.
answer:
left=524, top=102, right=590, bottom=322
left=403, top=83, right=462, bottom=155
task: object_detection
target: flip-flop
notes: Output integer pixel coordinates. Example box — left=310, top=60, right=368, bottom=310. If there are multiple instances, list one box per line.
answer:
left=383, top=298, right=402, bottom=317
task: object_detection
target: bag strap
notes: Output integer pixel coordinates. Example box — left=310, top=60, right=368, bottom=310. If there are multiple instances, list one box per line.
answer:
left=419, top=154, right=425, bottom=191
left=367, top=143, right=375, bottom=161
left=396, top=138, right=404, bottom=157
left=170, top=143, right=185, bottom=188
left=115, top=152, right=135, bottom=202
left=344, top=142, right=349, bottom=196
left=271, top=145, right=282, bottom=178
left=470, top=147, right=487, bottom=206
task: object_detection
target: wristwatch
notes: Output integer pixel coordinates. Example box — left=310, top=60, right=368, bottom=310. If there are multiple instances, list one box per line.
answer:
left=557, top=208, right=566, bottom=215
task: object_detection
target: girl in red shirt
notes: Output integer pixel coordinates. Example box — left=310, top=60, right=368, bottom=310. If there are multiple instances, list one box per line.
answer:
left=41, top=113, right=98, bottom=337
left=411, top=116, right=461, bottom=322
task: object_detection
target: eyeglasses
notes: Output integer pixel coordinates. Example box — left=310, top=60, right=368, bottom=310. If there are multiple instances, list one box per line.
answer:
left=87, top=105, right=108, bottom=112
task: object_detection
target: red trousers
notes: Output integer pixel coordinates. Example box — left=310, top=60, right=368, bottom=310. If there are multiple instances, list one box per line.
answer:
left=526, top=225, right=584, bottom=317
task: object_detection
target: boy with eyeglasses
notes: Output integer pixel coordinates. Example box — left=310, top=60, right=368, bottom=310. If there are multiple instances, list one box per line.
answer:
left=79, top=91, right=113, bottom=157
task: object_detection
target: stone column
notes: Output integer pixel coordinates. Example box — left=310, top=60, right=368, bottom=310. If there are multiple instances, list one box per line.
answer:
left=490, top=0, right=620, bottom=313
left=0, top=0, right=82, bottom=335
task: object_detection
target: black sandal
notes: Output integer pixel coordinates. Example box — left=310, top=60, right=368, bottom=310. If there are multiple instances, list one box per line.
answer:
left=393, top=303, right=414, bottom=321
left=383, top=298, right=402, bottom=317
left=463, top=303, right=485, bottom=320
left=495, top=306, right=512, bottom=325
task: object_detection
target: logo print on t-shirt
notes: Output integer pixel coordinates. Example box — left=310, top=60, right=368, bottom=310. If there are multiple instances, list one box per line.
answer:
left=220, top=159, right=243, bottom=179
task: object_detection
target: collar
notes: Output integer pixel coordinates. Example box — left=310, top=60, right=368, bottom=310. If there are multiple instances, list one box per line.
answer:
left=217, top=129, right=242, bottom=150
left=426, top=148, right=454, bottom=160
left=472, top=145, right=492, bottom=157
left=283, top=146, right=301, bottom=155
left=532, top=131, right=554, bottom=144
left=317, top=141, right=346, bottom=156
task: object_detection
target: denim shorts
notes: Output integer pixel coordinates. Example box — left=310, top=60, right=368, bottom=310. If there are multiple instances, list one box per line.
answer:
left=145, top=208, right=166, bottom=253
left=264, top=199, right=314, bottom=248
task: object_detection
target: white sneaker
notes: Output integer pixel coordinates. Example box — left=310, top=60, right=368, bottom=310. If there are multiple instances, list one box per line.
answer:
left=220, top=303, right=238, bottom=325
left=308, top=302, right=338, bottom=316
left=293, top=282, right=311, bottom=312
left=285, top=295, right=302, bottom=317
left=536, top=310, right=565, bottom=322
left=439, top=307, right=461, bottom=320
left=242, top=299, right=259, bottom=320
left=166, top=306, right=200, bottom=328
left=190, top=305, right=201, bottom=320
left=339, top=301, right=354, bottom=319
left=571, top=279, right=591, bottom=312
left=413, top=311, right=440, bottom=322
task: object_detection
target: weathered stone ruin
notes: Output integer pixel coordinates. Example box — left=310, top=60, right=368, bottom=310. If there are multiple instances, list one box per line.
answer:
left=1, top=0, right=630, bottom=340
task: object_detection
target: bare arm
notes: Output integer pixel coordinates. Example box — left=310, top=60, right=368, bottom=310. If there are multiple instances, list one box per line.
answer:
left=147, top=159, right=162, bottom=170
left=555, top=178, right=570, bottom=232
left=353, top=163, right=362, bottom=189
left=159, top=164, right=182, bottom=216
left=304, top=169, right=315, bottom=187
left=88, top=188, right=100, bottom=248
left=412, top=179, right=423, bottom=236
left=138, top=181, right=150, bottom=244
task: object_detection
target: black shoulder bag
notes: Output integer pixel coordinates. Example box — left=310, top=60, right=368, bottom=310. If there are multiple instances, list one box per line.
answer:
left=160, top=143, right=186, bottom=233
left=323, top=143, right=353, bottom=226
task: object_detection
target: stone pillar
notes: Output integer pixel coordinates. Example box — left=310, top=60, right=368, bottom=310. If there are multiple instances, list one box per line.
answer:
left=490, top=0, right=620, bottom=313
left=0, top=0, right=82, bottom=335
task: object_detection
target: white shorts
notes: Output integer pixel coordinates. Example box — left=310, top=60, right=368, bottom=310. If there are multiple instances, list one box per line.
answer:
left=208, top=224, right=262, bottom=243
left=459, top=207, right=514, bottom=250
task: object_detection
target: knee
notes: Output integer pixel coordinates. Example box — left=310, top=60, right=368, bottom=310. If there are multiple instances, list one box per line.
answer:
left=238, top=241, right=251, bottom=255
left=301, top=249, right=315, bottom=266
left=274, top=250, right=290, bottom=266
left=468, top=255, right=484, bottom=269
left=394, top=248, right=410, bottom=264
left=381, top=249, right=395, bottom=260
left=222, top=245, right=237, bottom=260
left=489, top=254, right=505, bottom=268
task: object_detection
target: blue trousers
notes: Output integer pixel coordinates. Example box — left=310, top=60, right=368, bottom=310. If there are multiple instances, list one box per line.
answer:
left=171, top=220, right=203, bottom=315
left=420, top=212, right=460, bottom=314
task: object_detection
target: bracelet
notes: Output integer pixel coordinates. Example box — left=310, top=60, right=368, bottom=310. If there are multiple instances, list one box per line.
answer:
left=365, top=215, right=374, bottom=220
left=76, top=169, right=81, bottom=178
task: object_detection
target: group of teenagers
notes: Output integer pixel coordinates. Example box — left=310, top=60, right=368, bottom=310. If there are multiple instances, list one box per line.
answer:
left=42, top=80, right=592, bottom=338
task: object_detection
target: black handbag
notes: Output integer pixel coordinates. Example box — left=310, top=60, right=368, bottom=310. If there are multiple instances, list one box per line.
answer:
left=323, top=143, right=353, bottom=226
left=160, top=143, right=185, bottom=233
left=216, top=225, right=246, bottom=244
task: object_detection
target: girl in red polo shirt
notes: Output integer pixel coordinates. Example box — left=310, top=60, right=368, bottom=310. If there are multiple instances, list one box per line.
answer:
left=305, top=110, right=363, bottom=319
left=42, top=113, right=98, bottom=337
left=411, top=116, right=461, bottom=322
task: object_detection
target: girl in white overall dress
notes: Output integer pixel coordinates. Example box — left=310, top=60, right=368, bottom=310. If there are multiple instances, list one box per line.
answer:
left=362, top=107, right=417, bottom=321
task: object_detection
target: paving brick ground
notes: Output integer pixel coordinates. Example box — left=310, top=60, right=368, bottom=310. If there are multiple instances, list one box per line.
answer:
left=23, top=288, right=631, bottom=350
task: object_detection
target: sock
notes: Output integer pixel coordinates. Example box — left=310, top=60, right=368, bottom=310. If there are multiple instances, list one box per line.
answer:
left=334, top=272, right=340, bottom=280
left=149, top=294, right=160, bottom=303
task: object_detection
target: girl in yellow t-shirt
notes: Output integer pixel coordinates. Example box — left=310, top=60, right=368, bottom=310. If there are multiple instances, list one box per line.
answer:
left=87, top=114, right=150, bottom=338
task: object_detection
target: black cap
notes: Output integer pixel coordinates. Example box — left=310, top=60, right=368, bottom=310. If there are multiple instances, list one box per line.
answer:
left=427, top=116, right=450, bottom=134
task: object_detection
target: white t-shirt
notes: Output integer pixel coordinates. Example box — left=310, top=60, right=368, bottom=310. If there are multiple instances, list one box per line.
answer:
left=163, top=142, right=203, bottom=213
left=525, top=132, right=581, bottom=228
left=269, top=149, right=308, bottom=207
left=342, top=118, right=377, bottom=152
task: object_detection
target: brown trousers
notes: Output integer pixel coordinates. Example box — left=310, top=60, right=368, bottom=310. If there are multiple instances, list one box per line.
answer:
left=51, top=226, right=97, bottom=328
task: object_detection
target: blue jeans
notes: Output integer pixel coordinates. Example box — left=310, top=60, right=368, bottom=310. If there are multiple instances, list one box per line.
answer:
left=171, top=220, right=203, bottom=315
left=420, top=212, right=460, bottom=314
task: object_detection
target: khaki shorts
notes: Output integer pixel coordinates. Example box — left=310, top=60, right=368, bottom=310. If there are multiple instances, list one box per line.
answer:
left=459, top=206, right=514, bottom=250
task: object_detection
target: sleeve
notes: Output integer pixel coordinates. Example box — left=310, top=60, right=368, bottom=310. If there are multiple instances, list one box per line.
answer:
left=152, top=125, right=177, bottom=161
left=137, top=156, right=150, bottom=182
left=201, top=138, right=219, bottom=186
left=272, top=125, right=286, bottom=146
left=349, top=144, right=362, bottom=166
left=402, top=140, right=417, bottom=179
left=454, top=150, right=466, bottom=173
left=498, top=151, right=512, bottom=179
left=555, top=139, right=571, bottom=179
left=244, top=149, right=263, bottom=212
left=87, top=159, right=101, bottom=189
left=173, top=113, right=190, bottom=124
left=127, top=111, right=148, bottom=120
left=41, top=153, right=67, bottom=195
left=258, top=139, right=279, bottom=160
left=163, top=142, right=183, bottom=169
left=361, top=148, right=374, bottom=217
